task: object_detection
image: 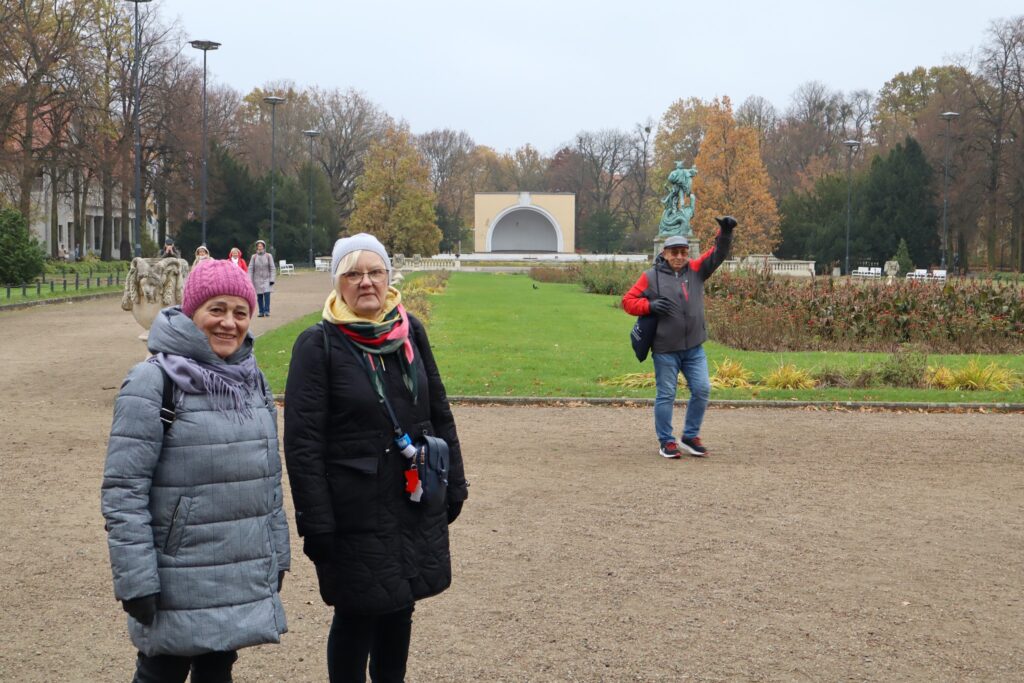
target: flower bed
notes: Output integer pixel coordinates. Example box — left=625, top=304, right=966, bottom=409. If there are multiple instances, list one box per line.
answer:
left=705, top=272, right=1024, bottom=354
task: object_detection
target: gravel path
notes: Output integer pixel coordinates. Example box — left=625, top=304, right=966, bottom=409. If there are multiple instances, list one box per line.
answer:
left=1, top=272, right=1022, bottom=681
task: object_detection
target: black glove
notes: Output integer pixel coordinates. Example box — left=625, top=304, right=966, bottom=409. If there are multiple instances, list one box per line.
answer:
left=270, top=281, right=275, bottom=286
left=277, top=570, right=286, bottom=593
left=447, top=500, right=464, bottom=524
left=716, top=216, right=737, bottom=233
left=648, top=298, right=672, bottom=316
left=302, top=533, right=334, bottom=564
left=122, top=594, right=158, bottom=626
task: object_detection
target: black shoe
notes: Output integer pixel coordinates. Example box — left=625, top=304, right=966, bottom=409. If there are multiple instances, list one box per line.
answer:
left=680, top=437, right=708, bottom=456
left=659, top=441, right=681, bottom=459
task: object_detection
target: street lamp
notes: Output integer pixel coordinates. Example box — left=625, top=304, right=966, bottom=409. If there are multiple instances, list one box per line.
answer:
left=842, top=139, right=860, bottom=276
left=190, top=39, right=221, bottom=248
left=303, top=129, right=321, bottom=268
left=124, top=0, right=152, bottom=257
left=939, top=111, right=960, bottom=270
left=263, top=95, right=285, bottom=256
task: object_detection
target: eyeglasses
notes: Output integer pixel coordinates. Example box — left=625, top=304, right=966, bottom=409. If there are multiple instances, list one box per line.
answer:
left=341, top=269, right=388, bottom=284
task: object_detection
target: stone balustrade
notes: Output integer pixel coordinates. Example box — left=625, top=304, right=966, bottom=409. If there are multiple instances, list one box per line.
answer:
left=392, top=254, right=462, bottom=271
left=722, top=255, right=816, bottom=278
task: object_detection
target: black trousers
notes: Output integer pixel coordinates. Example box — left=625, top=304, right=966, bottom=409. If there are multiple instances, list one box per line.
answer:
left=132, top=650, right=237, bottom=683
left=327, top=605, right=414, bottom=683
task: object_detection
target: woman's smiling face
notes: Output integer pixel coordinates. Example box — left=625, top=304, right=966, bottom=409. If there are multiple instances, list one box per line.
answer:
left=192, top=295, right=251, bottom=358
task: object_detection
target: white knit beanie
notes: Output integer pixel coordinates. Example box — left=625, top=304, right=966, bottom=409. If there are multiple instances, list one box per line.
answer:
left=330, top=233, right=392, bottom=283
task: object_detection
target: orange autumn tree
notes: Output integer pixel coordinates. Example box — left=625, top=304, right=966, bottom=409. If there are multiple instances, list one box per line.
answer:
left=692, top=96, right=780, bottom=255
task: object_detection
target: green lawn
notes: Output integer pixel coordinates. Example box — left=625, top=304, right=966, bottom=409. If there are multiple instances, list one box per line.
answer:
left=0, top=280, right=123, bottom=304
left=255, top=272, right=1024, bottom=403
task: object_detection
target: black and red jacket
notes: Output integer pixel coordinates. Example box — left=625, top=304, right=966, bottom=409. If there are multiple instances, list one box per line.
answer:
left=622, top=229, right=732, bottom=353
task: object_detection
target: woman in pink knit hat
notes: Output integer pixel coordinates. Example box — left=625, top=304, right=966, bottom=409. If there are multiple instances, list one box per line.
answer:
left=102, top=258, right=290, bottom=682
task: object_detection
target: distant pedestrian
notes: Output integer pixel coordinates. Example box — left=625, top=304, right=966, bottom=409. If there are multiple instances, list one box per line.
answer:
left=101, top=258, right=289, bottom=682
left=622, top=217, right=736, bottom=458
left=193, top=244, right=211, bottom=268
left=248, top=240, right=276, bottom=317
left=161, top=237, right=180, bottom=259
left=229, top=247, right=248, bottom=273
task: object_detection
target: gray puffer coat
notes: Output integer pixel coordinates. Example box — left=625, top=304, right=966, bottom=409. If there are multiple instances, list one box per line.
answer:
left=101, top=307, right=290, bottom=657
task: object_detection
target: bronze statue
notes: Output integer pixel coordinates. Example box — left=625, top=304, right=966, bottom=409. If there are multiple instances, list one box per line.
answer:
left=658, top=162, right=697, bottom=237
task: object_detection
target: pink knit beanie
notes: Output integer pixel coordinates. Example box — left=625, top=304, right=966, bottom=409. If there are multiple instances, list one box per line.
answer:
left=182, top=258, right=258, bottom=317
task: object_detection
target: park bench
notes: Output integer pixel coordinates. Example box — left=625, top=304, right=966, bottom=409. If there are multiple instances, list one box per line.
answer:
left=314, top=257, right=331, bottom=272
left=931, top=269, right=947, bottom=281
left=906, top=269, right=929, bottom=280
left=279, top=259, right=294, bottom=275
left=852, top=266, right=880, bottom=278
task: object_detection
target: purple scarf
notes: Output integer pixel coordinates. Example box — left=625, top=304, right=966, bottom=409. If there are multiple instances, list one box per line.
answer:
left=150, top=352, right=261, bottom=420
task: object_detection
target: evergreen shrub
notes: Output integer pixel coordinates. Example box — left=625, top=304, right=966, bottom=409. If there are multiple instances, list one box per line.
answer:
left=0, top=208, right=45, bottom=285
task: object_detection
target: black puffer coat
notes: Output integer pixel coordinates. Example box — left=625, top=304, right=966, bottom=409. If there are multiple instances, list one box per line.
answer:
left=283, top=315, right=468, bottom=615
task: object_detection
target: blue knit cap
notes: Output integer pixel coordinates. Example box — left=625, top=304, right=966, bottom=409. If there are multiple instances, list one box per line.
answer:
left=330, top=233, right=392, bottom=283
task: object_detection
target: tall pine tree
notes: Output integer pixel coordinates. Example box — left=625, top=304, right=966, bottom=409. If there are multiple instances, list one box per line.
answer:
left=858, top=137, right=939, bottom=267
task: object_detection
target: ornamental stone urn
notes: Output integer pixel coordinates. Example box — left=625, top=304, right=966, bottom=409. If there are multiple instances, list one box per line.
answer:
left=121, top=256, right=190, bottom=342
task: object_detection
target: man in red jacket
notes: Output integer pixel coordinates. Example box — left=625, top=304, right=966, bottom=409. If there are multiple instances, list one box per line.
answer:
left=622, top=216, right=736, bottom=458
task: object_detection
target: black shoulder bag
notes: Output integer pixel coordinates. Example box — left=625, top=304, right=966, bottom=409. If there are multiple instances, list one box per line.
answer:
left=630, top=266, right=660, bottom=362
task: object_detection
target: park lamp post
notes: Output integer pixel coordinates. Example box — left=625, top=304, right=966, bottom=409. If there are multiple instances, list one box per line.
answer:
left=843, top=139, right=860, bottom=276
left=303, top=129, right=321, bottom=268
left=125, top=0, right=152, bottom=258
left=940, top=111, right=960, bottom=271
left=190, top=39, right=221, bottom=248
left=263, top=96, right=285, bottom=256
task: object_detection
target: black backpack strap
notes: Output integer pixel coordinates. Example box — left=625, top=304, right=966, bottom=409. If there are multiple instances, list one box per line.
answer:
left=158, top=367, right=176, bottom=433
left=648, top=266, right=661, bottom=297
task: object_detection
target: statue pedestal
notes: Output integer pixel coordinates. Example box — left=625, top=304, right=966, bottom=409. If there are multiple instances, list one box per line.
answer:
left=653, top=236, right=699, bottom=260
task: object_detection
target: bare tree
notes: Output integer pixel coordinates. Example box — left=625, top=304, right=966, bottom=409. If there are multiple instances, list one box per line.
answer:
left=620, top=121, right=657, bottom=246
left=963, top=16, right=1024, bottom=268
left=416, top=128, right=478, bottom=236
left=417, top=129, right=474, bottom=196
left=574, top=128, right=632, bottom=215
left=310, top=87, right=391, bottom=226
left=736, top=95, right=778, bottom=148
left=0, top=0, right=86, bottom=221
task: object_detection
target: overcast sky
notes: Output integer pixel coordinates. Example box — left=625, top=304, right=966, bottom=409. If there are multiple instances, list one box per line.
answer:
left=161, top=0, right=1020, bottom=153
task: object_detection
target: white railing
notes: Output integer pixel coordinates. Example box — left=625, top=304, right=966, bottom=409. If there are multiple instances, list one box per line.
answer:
left=722, top=255, right=816, bottom=278
left=393, top=254, right=461, bottom=271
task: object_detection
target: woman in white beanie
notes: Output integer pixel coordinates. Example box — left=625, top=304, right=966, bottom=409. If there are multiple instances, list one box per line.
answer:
left=284, top=233, right=468, bottom=682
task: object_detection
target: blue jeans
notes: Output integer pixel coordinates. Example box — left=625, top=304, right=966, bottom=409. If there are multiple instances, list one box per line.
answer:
left=652, top=345, right=711, bottom=444
left=257, top=292, right=270, bottom=316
